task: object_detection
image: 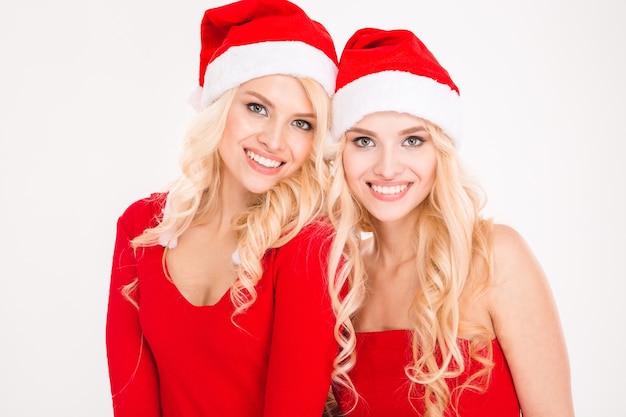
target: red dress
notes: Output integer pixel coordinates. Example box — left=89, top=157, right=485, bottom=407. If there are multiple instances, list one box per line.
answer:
left=334, top=330, right=520, bottom=417
left=106, top=194, right=338, bottom=417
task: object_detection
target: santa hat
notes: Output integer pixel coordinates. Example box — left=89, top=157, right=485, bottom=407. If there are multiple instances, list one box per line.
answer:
left=330, top=28, right=461, bottom=145
left=192, top=0, right=338, bottom=111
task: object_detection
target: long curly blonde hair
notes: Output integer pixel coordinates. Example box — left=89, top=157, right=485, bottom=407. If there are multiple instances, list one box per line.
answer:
left=127, top=77, right=331, bottom=316
left=326, top=119, right=495, bottom=417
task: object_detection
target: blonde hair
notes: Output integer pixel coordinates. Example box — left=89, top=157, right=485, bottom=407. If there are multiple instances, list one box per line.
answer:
left=127, top=76, right=332, bottom=317
left=327, top=119, right=494, bottom=416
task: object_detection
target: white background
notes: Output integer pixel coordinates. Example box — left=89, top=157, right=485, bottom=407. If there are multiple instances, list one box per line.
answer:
left=1, top=0, right=624, bottom=415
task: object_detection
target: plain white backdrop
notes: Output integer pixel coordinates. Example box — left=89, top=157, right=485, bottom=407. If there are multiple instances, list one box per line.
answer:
left=1, top=0, right=624, bottom=415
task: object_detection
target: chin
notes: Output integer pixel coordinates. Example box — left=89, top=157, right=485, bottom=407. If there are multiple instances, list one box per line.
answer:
left=369, top=210, right=414, bottom=224
left=244, top=181, right=278, bottom=194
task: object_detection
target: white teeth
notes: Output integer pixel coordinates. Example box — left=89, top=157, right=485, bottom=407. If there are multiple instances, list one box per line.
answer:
left=370, top=184, right=408, bottom=195
left=246, top=150, right=282, bottom=168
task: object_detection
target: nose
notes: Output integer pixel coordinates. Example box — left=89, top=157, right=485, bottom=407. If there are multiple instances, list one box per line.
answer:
left=373, top=146, right=403, bottom=178
left=258, top=121, right=287, bottom=152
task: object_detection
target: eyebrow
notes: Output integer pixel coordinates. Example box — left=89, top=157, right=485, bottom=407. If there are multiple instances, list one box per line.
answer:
left=400, top=126, right=429, bottom=135
left=347, top=127, right=375, bottom=136
left=242, top=90, right=316, bottom=119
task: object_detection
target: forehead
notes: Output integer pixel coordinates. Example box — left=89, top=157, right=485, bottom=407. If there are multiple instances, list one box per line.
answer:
left=355, top=111, right=426, bottom=128
left=352, top=111, right=427, bottom=132
left=237, top=75, right=303, bottom=96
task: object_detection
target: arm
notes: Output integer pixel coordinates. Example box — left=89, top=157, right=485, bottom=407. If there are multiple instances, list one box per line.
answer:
left=488, top=224, right=575, bottom=417
left=263, top=222, right=338, bottom=417
left=106, top=207, right=161, bottom=417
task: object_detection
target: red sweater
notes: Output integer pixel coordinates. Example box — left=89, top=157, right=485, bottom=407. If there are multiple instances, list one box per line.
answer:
left=106, top=194, right=338, bottom=417
left=334, top=330, right=520, bottom=417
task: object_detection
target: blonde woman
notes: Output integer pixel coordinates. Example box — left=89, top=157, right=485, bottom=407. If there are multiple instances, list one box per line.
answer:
left=326, top=28, right=574, bottom=416
left=105, top=1, right=340, bottom=416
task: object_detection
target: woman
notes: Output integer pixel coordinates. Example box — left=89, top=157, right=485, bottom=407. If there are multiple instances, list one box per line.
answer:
left=326, top=28, right=575, bottom=416
left=106, top=1, right=339, bottom=416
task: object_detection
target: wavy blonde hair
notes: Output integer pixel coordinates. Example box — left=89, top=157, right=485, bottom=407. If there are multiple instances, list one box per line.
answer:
left=127, top=77, right=331, bottom=317
left=326, top=119, right=495, bottom=417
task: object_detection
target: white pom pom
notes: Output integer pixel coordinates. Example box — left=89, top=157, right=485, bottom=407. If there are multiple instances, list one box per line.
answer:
left=187, top=85, right=204, bottom=113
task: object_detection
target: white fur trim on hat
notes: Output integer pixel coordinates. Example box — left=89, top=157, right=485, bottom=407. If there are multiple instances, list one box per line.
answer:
left=201, top=40, right=338, bottom=108
left=331, top=70, right=462, bottom=145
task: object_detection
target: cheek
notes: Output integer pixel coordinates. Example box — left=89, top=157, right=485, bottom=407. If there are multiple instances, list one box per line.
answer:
left=418, top=156, right=438, bottom=184
left=342, top=155, right=363, bottom=191
left=290, top=138, right=314, bottom=167
left=221, top=119, right=239, bottom=147
left=224, top=106, right=256, bottom=138
left=223, top=105, right=240, bottom=132
left=218, top=119, right=241, bottom=154
left=342, top=148, right=365, bottom=174
left=344, top=175, right=360, bottom=197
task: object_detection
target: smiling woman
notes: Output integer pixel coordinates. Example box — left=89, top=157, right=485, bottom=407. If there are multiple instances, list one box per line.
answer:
left=325, top=27, right=575, bottom=417
left=104, top=1, right=341, bottom=416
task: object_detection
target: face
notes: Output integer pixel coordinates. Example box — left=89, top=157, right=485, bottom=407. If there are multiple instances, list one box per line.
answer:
left=342, top=111, right=438, bottom=225
left=218, top=75, right=316, bottom=195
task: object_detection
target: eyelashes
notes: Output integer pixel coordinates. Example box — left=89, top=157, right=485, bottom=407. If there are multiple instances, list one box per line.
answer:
left=247, top=102, right=268, bottom=116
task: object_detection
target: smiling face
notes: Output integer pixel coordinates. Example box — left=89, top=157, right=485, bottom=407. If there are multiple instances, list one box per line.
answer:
left=218, top=75, right=316, bottom=195
left=342, top=111, right=438, bottom=225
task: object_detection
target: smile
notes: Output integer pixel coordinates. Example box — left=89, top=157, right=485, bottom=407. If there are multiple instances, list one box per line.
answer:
left=246, top=150, right=284, bottom=168
left=369, top=183, right=410, bottom=195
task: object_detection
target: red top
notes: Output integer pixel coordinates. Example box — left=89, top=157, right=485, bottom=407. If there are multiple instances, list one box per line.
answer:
left=106, top=194, right=338, bottom=417
left=334, top=330, right=520, bottom=417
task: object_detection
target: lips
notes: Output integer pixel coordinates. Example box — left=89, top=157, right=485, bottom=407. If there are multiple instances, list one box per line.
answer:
left=246, top=150, right=284, bottom=168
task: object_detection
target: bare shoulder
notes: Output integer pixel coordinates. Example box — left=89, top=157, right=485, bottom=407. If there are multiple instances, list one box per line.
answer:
left=492, top=223, right=532, bottom=261
left=490, top=223, right=541, bottom=287
left=487, top=224, right=575, bottom=416
left=488, top=223, right=558, bottom=346
left=487, top=223, right=553, bottom=323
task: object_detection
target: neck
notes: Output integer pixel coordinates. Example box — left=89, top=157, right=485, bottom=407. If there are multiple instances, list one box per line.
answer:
left=367, top=217, right=418, bottom=268
left=221, top=186, right=253, bottom=220
left=197, top=171, right=255, bottom=231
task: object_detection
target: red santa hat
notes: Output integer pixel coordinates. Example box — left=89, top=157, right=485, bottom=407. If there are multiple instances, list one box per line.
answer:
left=193, top=0, right=338, bottom=110
left=330, top=28, right=462, bottom=145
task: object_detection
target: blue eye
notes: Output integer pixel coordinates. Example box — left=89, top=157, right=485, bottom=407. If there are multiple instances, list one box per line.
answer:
left=292, top=119, right=313, bottom=131
left=353, top=137, right=374, bottom=147
left=403, top=136, right=425, bottom=147
left=247, top=103, right=268, bottom=116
